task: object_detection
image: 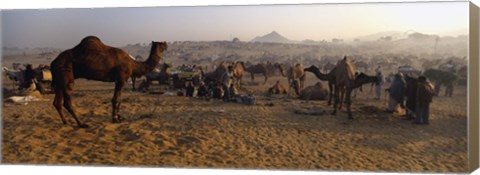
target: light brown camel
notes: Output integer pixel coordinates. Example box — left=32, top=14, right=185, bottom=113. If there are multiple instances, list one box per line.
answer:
left=245, top=63, right=268, bottom=84
left=232, top=61, right=245, bottom=89
left=299, top=82, right=329, bottom=101
left=304, top=65, right=337, bottom=105
left=267, top=80, right=287, bottom=95
left=276, top=63, right=306, bottom=96
left=331, top=56, right=356, bottom=119
left=50, top=36, right=168, bottom=127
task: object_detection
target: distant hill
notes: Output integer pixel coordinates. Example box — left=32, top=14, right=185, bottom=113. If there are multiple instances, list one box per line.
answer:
left=251, top=31, right=291, bottom=43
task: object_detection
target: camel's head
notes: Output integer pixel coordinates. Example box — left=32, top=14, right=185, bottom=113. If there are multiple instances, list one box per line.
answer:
left=354, top=72, right=379, bottom=87
left=303, top=65, right=318, bottom=72
left=152, top=41, right=168, bottom=53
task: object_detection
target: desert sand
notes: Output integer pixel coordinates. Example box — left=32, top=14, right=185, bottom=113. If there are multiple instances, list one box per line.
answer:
left=1, top=73, right=468, bottom=173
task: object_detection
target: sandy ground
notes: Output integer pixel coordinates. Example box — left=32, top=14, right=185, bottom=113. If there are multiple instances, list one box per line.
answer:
left=1, top=74, right=468, bottom=173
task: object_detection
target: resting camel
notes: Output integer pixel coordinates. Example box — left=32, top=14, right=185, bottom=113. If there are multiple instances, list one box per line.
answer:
left=276, top=63, right=306, bottom=96
left=304, top=65, right=336, bottom=105
left=267, top=80, right=287, bottom=95
left=299, top=82, right=329, bottom=101
left=50, top=36, right=168, bottom=127
left=244, top=63, right=268, bottom=84
left=305, top=65, right=378, bottom=108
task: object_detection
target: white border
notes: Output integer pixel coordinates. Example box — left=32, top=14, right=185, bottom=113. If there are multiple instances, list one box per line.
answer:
left=0, top=1, right=478, bottom=175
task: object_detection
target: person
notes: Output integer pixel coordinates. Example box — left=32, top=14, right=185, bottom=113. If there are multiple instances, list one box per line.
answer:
left=220, top=65, right=234, bottom=102
left=386, top=73, right=406, bottom=113
left=185, top=81, right=195, bottom=97
left=229, top=83, right=237, bottom=100
left=414, top=76, right=435, bottom=124
left=375, top=65, right=381, bottom=75
left=21, top=64, right=37, bottom=89
left=197, top=81, right=208, bottom=97
left=374, top=71, right=384, bottom=100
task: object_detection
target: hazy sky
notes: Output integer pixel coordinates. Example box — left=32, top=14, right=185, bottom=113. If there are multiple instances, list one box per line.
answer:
left=1, top=1, right=469, bottom=49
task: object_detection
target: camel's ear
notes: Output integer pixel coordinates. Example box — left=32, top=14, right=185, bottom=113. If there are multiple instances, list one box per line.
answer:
left=343, top=56, right=347, bottom=60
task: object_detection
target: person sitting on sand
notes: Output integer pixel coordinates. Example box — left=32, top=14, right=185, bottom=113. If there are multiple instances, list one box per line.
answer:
left=213, top=83, right=223, bottom=99
left=185, top=81, right=195, bottom=97
left=197, top=81, right=208, bottom=97
left=386, top=72, right=406, bottom=113
left=20, top=64, right=37, bottom=90
left=414, top=76, right=435, bottom=125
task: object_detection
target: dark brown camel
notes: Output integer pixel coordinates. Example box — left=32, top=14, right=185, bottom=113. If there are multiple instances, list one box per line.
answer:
left=50, top=36, right=168, bottom=127
left=245, top=63, right=268, bottom=84
left=304, top=65, right=336, bottom=105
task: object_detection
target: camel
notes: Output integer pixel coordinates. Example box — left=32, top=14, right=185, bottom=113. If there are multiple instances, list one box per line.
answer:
left=276, top=63, right=306, bottom=96
left=424, top=68, right=458, bottom=97
left=231, top=61, right=245, bottom=89
left=304, top=65, right=336, bottom=105
left=267, top=80, right=287, bottom=96
left=50, top=36, right=168, bottom=127
left=331, top=56, right=356, bottom=118
left=244, top=63, right=268, bottom=84
left=139, top=63, right=171, bottom=91
left=299, top=82, right=329, bottom=101
left=305, top=65, right=378, bottom=109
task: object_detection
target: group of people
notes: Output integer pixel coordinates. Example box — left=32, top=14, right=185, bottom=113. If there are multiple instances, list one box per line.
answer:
left=185, top=65, right=238, bottom=102
left=375, top=65, right=436, bottom=125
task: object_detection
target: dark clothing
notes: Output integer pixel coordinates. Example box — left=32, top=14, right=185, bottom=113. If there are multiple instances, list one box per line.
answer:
left=21, top=68, right=37, bottom=88
left=197, top=85, right=208, bottom=97
left=186, top=85, right=194, bottom=97
left=389, top=77, right=406, bottom=106
left=415, top=81, right=435, bottom=124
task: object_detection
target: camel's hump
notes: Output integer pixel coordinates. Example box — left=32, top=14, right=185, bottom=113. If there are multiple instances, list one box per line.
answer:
left=73, top=36, right=108, bottom=54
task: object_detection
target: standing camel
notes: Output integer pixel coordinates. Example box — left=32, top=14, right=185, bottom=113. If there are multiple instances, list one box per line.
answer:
left=50, top=36, right=168, bottom=127
left=304, top=65, right=336, bottom=105
left=331, top=56, right=356, bottom=119
left=244, top=63, right=268, bottom=84
left=305, top=65, right=378, bottom=109
left=231, top=61, right=245, bottom=89
left=276, top=63, right=306, bottom=96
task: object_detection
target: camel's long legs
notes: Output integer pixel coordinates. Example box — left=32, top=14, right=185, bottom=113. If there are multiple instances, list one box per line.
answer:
left=111, top=80, right=125, bottom=123
left=53, top=88, right=67, bottom=125
left=345, top=87, right=353, bottom=119
left=332, top=85, right=340, bottom=116
left=63, top=84, right=88, bottom=128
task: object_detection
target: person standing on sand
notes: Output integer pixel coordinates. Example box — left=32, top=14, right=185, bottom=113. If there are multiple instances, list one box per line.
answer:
left=220, top=65, right=234, bottom=102
left=386, top=73, right=406, bottom=113
left=414, top=76, right=435, bottom=125
left=185, top=81, right=195, bottom=97
left=375, top=71, right=384, bottom=100
left=197, top=81, right=208, bottom=97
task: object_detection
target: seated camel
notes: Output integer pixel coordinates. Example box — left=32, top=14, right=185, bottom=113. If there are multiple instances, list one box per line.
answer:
left=299, top=82, right=329, bottom=101
left=267, top=80, right=287, bottom=96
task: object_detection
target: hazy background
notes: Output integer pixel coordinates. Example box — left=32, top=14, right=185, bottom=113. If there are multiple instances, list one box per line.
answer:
left=1, top=1, right=468, bottom=49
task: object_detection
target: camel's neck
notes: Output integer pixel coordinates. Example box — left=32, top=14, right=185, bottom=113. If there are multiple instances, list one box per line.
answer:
left=306, top=67, right=330, bottom=80
left=134, top=48, right=163, bottom=76
left=278, top=66, right=287, bottom=77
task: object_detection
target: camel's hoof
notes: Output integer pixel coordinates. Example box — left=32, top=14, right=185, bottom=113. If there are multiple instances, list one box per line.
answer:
left=112, top=118, right=122, bottom=123
left=79, top=124, right=89, bottom=128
